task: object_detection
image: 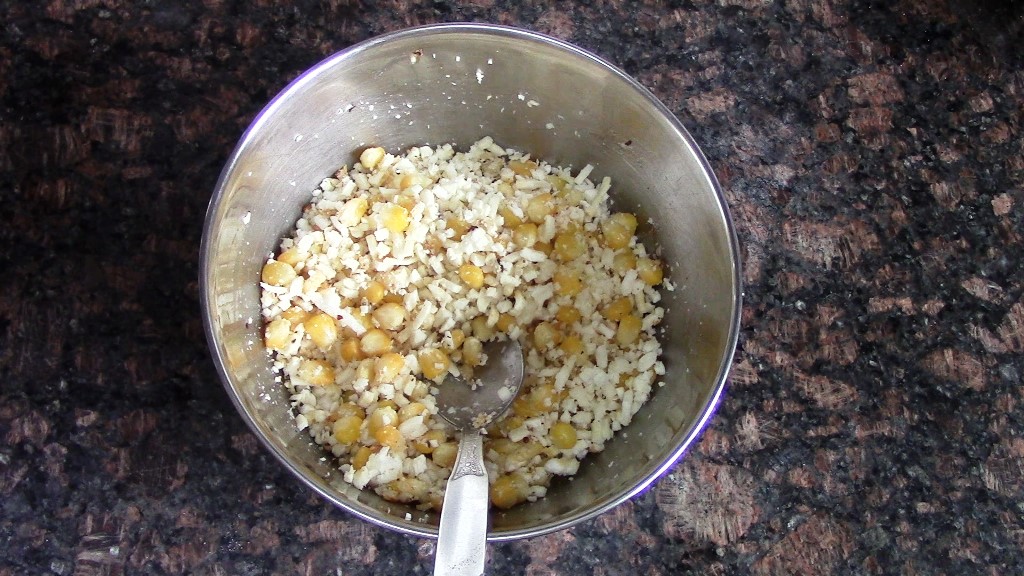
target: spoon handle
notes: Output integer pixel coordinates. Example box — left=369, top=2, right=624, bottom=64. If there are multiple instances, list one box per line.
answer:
left=434, top=431, right=488, bottom=576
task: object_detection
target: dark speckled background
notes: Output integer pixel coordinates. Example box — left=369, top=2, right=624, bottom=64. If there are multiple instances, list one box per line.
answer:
left=2, top=0, right=1023, bottom=574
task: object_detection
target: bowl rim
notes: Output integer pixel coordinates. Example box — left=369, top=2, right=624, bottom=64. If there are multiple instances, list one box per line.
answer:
left=200, top=21, right=743, bottom=541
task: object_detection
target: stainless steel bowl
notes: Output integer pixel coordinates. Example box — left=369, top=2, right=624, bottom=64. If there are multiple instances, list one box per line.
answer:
left=201, top=23, right=741, bottom=541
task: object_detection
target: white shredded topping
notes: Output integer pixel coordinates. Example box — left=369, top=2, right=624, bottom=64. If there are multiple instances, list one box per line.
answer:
left=260, top=138, right=669, bottom=510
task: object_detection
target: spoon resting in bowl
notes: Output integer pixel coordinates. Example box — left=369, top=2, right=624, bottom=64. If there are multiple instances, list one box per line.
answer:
left=433, top=339, right=525, bottom=576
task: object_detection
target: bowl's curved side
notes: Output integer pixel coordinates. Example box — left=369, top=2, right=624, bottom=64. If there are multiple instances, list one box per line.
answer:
left=201, top=22, right=741, bottom=540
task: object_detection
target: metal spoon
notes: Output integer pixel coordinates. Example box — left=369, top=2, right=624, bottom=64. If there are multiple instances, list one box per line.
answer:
left=433, top=339, right=525, bottom=576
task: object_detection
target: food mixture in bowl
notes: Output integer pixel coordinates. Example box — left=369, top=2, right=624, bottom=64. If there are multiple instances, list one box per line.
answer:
left=259, top=137, right=669, bottom=510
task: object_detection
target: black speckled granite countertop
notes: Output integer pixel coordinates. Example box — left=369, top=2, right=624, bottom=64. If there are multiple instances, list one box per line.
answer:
left=2, top=1, right=1023, bottom=574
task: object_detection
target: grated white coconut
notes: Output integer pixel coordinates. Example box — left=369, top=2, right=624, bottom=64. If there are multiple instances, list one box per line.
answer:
left=259, top=138, right=668, bottom=511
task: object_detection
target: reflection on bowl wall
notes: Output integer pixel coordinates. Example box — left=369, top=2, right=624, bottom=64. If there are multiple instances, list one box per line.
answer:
left=200, top=23, right=741, bottom=541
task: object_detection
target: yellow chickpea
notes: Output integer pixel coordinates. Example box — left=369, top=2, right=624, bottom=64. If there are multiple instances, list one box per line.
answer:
left=380, top=203, right=411, bottom=233
left=555, top=305, right=582, bottom=325
left=529, top=383, right=559, bottom=414
left=602, top=296, right=634, bottom=322
left=446, top=217, right=471, bottom=240
left=637, top=257, right=664, bottom=286
left=332, top=415, right=363, bottom=445
left=458, top=264, right=485, bottom=289
left=338, top=197, right=369, bottom=227
left=341, top=309, right=373, bottom=338
left=304, top=312, right=338, bottom=350
left=398, top=402, right=428, bottom=422
left=552, top=270, right=583, bottom=297
left=261, top=260, right=296, bottom=286
left=612, top=251, right=637, bottom=274
left=511, top=394, right=532, bottom=418
left=471, top=316, right=495, bottom=341
left=432, top=442, right=458, bottom=468
left=297, top=359, right=335, bottom=386
left=363, top=281, right=387, bottom=305
left=553, top=228, right=586, bottom=261
left=373, top=425, right=404, bottom=450
left=372, top=302, right=406, bottom=331
left=359, top=146, right=386, bottom=170
left=334, top=402, right=364, bottom=420
left=351, top=446, right=373, bottom=470
left=562, top=187, right=584, bottom=206
left=418, top=348, right=451, bottom=381
left=615, top=314, right=643, bottom=346
left=276, top=247, right=303, bottom=266
left=490, top=474, right=528, bottom=509
left=373, top=352, right=405, bottom=383
left=559, top=334, right=585, bottom=356
left=546, top=174, right=567, bottom=193
left=360, top=329, right=393, bottom=356
left=498, top=415, right=525, bottom=435
left=280, top=306, right=310, bottom=325
left=509, top=159, right=538, bottom=177
left=368, top=406, right=398, bottom=435
left=602, top=212, right=639, bottom=249
left=526, top=193, right=554, bottom=223
left=506, top=441, right=546, bottom=471
left=550, top=422, right=578, bottom=449
left=532, top=322, right=562, bottom=349
left=495, top=313, right=516, bottom=333
left=499, top=204, right=524, bottom=228
left=412, top=429, right=447, bottom=454
left=354, top=359, right=373, bottom=382
left=489, top=438, right=517, bottom=455
left=387, top=476, right=428, bottom=502
left=339, top=338, right=364, bottom=362
left=512, top=223, right=539, bottom=248
left=512, top=382, right=559, bottom=418
left=442, top=329, right=466, bottom=352
left=263, top=318, right=291, bottom=351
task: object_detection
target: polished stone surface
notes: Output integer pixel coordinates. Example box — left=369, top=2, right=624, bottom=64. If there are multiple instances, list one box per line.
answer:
left=1, top=0, right=1022, bottom=574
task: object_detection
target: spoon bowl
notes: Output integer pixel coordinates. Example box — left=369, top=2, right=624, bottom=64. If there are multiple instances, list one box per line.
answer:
left=435, top=339, right=526, bottom=432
